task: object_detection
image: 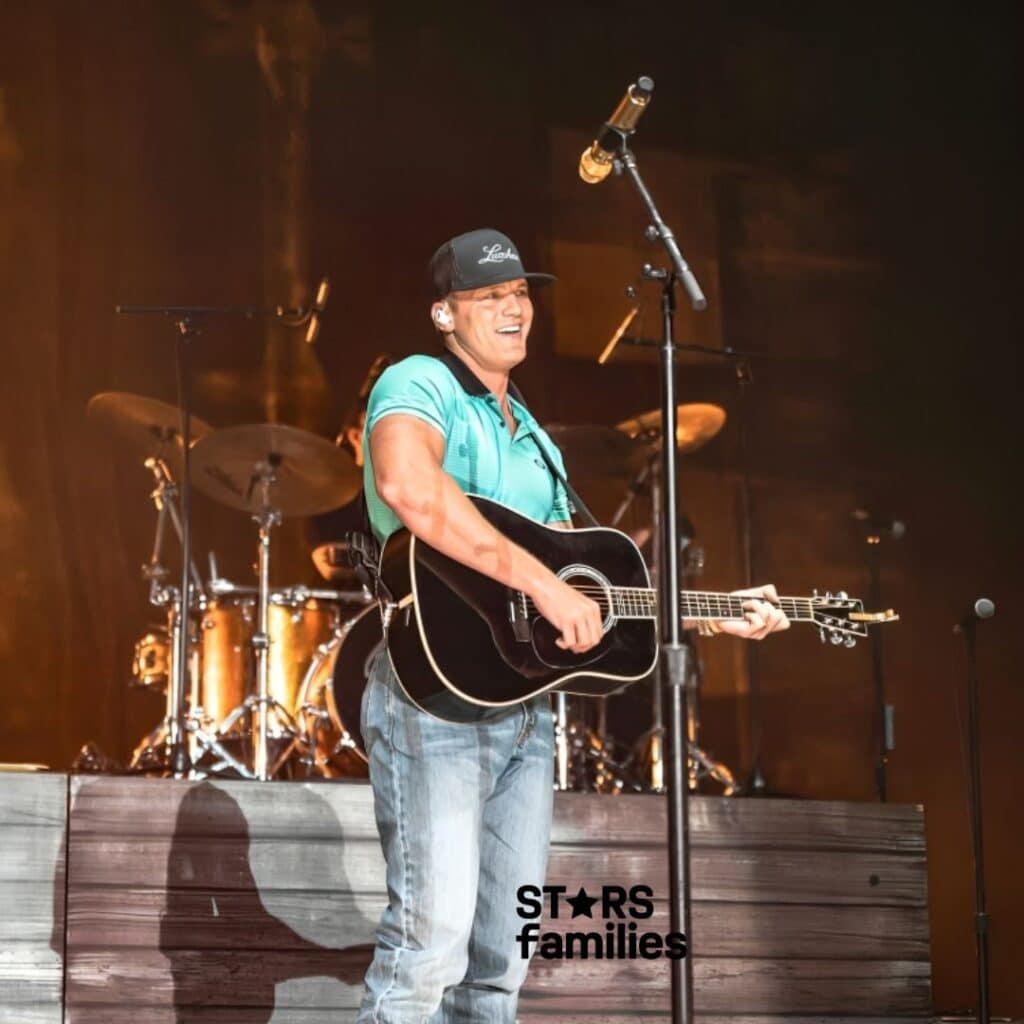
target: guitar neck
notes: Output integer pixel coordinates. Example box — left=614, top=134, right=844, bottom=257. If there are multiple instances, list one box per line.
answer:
left=610, top=588, right=815, bottom=623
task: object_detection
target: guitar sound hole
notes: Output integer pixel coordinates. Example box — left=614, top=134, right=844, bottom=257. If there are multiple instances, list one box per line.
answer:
left=562, top=571, right=613, bottom=632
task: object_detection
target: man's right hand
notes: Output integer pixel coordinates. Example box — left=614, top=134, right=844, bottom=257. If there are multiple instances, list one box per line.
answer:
left=529, top=575, right=605, bottom=654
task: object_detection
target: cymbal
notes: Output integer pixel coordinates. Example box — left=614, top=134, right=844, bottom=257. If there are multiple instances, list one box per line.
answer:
left=86, top=392, right=213, bottom=470
left=190, top=423, right=361, bottom=517
left=617, top=403, right=726, bottom=453
left=543, top=424, right=653, bottom=481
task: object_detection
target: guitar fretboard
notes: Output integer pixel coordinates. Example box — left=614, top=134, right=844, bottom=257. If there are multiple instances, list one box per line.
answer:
left=523, top=586, right=816, bottom=622
left=613, top=589, right=814, bottom=622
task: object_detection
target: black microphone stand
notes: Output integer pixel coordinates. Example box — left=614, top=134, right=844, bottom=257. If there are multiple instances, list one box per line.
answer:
left=955, top=599, right=995, bottom=1024
left=865, top=537, right=890, bottom=801
left=734, top=360, right=768, bottom=795
left=609, top=128, right=705, bottom=1024
left=115, top=299, right=319, bottom=779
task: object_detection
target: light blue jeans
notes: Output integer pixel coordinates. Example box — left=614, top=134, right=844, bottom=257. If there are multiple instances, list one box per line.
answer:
left=356, top=652, right=554, bottom=1023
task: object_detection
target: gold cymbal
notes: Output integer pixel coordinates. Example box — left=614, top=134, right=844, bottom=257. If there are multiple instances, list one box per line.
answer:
left=86, top=392, right=213, bottom=474
left=189, top=423, right=361, bottom=518
left=617, top=403, right=726, bottom=453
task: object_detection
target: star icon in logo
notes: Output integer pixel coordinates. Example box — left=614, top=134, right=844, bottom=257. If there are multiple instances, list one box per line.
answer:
left=565, top=886, right=599, bottom=918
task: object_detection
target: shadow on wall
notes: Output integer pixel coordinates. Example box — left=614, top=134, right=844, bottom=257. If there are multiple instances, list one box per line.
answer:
left=160, top=782, right=375, bottom=1021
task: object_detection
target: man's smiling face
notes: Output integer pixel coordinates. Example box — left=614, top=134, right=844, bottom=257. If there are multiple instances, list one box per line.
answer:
left=443, top=278, right=533, bottom=373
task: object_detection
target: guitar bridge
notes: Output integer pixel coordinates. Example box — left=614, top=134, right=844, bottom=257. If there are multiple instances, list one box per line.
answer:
left=508, top=589, right=531, bottom=643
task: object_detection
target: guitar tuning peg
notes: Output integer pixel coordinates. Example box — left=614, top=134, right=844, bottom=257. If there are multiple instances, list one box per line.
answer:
left=830, top=631, right=844, bottom=645
left=819, top=628, right=826, bottom=644
left=844, top=635, right=857, bottom=648
left=837, top=590, right=848, bottom=600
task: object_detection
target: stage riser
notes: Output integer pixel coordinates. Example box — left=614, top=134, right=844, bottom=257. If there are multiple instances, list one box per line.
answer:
left=0, top=773, right=66, bottom=1024
left=0, top=773, right=933, bottom=1022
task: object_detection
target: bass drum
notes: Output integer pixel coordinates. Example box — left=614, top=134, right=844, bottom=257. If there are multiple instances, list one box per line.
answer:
left=297, top=604, right=383, bottom=778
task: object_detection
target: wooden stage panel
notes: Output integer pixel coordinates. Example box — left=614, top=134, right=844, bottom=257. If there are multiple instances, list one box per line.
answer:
left=64, top=776, right=379, bottom=1023
left=0, top=774, right=929, bottom=1022
left=0, top=771, right=67, bottom=1024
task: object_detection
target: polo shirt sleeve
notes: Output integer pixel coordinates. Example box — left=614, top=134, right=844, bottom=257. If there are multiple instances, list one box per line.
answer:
left=364, top=355, right=455, bottom=440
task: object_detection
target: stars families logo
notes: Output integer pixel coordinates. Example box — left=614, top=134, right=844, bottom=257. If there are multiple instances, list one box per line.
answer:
left=515, top=884, right=687, bottom=961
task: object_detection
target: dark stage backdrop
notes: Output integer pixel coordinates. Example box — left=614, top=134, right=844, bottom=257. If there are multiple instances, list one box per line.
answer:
left=0, top=0, right=1020, bottom=1013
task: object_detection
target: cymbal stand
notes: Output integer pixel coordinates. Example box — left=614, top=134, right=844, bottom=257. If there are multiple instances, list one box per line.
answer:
left=130, top=457, right=250, bottom=778
left=553, top=693, right=570, bottom=790
left=609, top=451, right=663, bottom=790
left=615, top=451, right=737, bottom=794
left=217, top=461, right=300, bottom=780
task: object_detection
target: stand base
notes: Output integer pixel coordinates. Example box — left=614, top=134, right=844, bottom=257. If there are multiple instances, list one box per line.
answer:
left=217, top=696, right=301, bottom=779
left=555, top=717, right=630, bottom=793
left=129, top=714, right=255, bottom=779
left=631, top=730, right=739, bottom=795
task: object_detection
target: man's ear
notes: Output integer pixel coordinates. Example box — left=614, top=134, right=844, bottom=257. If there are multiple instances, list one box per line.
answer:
left=344, top=425, right=364, bottom=467
left=431, top=301, right=454, bottom=333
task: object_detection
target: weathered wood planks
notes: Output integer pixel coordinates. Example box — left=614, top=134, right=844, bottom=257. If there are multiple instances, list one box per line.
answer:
left=0, top=771, right=67, bottom=1024
left=0, top=774, right=933, bottom=1021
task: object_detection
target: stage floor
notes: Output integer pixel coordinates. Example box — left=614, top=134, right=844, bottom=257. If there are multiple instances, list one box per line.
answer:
left=1, top=772, right=933, bottom=1022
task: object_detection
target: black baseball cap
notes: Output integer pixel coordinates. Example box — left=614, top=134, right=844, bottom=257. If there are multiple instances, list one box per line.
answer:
left=429, top=228, right=556, bottom=299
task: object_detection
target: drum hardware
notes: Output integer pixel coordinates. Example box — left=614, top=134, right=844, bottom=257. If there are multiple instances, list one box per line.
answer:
left=128, top=590, right=255, bottom=779
left=553, top=406, right=735, bottom=795
left=189, top=423, right=362, bottom=780
left=207, top=575, right=372, bottom=606
left=311, top=539, right=373, bottom=588
left=294, top=605, right=377, bottom=779
left=117, top=440, right=252, bottom=778
left=115, top=293, right=333, bottom=774
left=554, top=693, right=631, bottom=793
left=619, top=451, right=736, bottom=795
left=227, top=467, right=293, bottom=780
left=131, top=629, right=172, bottom=692
left=554, top=693, right=570, bottom=790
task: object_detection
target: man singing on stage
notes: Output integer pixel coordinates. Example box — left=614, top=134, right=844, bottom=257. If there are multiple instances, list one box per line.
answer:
left=355, top=228, right=788, bottom=1022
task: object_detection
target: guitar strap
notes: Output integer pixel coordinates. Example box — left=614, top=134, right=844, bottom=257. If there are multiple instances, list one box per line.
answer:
left=507, top=380, right=601, bottom=530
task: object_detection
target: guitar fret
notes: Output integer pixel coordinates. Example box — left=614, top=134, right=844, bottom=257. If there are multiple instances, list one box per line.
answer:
left=607, top=589, right=822, bottom=624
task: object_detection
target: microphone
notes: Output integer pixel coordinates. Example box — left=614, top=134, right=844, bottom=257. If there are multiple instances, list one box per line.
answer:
left=955, top=597, right=995, bottom=633
left=304, top=277, right=330, bottom=344
left=852, top=508, right=906, bottom=542
left=579, top=76, right=655, bottom=185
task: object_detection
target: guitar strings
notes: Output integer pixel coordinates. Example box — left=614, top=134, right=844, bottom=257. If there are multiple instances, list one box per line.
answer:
left=519, top=588, right=815, bottom=619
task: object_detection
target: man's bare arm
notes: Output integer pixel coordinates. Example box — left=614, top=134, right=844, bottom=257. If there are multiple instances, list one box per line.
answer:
left=370, top=414, right=602, bottom=653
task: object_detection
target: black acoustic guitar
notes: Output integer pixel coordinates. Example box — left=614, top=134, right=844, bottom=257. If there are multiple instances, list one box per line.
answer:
left=373, top=495, right=897, bottom=723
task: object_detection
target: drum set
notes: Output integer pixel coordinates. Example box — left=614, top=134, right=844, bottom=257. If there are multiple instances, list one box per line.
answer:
left=88, top=392, right=376, bottom=781
left=87, top=387, right=738, bottom=792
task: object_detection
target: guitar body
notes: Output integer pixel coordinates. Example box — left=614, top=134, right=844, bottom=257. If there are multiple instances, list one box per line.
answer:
left=379, top=495, right=657, bottom=722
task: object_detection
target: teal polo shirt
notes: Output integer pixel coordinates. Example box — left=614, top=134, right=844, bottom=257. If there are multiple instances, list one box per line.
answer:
left=363, top=350, right=572, bottom=543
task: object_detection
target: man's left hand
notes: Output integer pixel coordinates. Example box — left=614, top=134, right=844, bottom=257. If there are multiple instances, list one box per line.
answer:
left=716, top=584, right=790, bottom=640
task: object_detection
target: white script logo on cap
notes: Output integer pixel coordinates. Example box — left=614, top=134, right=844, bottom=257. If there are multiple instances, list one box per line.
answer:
left=478, top=244, right=521, bottom=265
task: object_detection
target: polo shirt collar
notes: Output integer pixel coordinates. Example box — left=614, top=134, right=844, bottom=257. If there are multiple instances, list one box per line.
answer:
left=437, top=349, right=530, bottom=415
left=439, top=348, right=490, bottom=397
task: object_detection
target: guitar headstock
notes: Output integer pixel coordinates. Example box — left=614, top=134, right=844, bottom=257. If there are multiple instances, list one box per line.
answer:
left=809, top=590, right=899, bottom=647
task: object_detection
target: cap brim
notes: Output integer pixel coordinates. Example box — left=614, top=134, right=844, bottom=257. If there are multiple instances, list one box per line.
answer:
left=450, top=269, right=557, bottom=294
